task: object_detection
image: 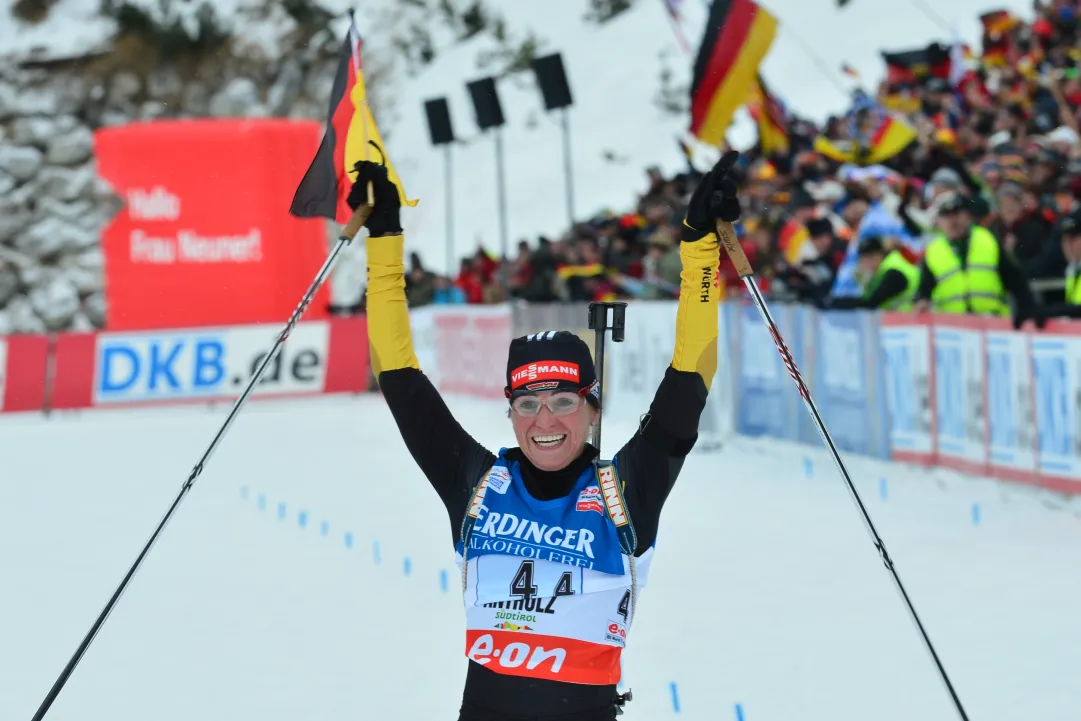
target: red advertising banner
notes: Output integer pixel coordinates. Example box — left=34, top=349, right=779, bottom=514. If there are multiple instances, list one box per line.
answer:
left=94, top=119, right=331, bottom=331
left=0, top=334, right=49, bottom=413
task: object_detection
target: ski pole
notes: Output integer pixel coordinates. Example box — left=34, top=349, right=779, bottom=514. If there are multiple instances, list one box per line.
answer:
left=29, top=186, right=375, bottom=721
left=714, top=220, right=970, bottom=721
left=587, top=301, right=627, bottom=454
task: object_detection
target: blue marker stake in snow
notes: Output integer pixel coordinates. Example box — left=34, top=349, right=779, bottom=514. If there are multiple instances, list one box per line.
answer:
left=298, top=511, right=307, bottom=529
left=804, top=458, right=813, bottom=478
left=240, top=486, right=249, bottom=500
left=735, top=703, right=745, bottom=721
left=373, top=541, right=381, bottom=564
left=440, top=569, right=448, bottom=592
left=277, top=502, right=286, bottom=520
left=403, top=557, right=412, bottom=576
left=257, top=493, right=266, bottom=511
left=972, top=503, right=981, bottom=526
left=344, top=532, right=353, bottom=549
left=669, top=682, right=680, bottom=713
left=879, top=477, right=888, bottom=501
left=320, top=520, right=329, bottom=536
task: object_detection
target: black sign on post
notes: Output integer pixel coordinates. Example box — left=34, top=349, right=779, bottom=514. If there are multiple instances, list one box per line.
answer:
left=424, top=97, right=455, bottom=146
left=530, top=53, right=576, bottom=226
left=423, top=97, right=457, bottom=276
left=466, top=76, right=509, bottom=290
left=531, top=53, right=574, bottom=110
left=466, top=76, right=506, bottom=130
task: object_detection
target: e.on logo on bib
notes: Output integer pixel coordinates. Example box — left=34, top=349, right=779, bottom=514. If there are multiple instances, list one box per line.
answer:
left=465, top=630, right=621, bottom=685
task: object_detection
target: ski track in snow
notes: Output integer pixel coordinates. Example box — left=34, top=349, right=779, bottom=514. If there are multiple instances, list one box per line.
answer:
left=1, top=393, right=1079, bottom=720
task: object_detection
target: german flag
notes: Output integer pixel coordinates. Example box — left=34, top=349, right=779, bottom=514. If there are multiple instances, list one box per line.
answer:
left=980, top=10, right=1017, bottom=67
left=981, top=9, right=1018, bottom=39
left=813, top=114, right=916, bottom=166
left=813, top=96, right=916, bottom=166
left=747, top=73, right=788, bottom=156
left=690, top=0, right=777, bottom=147
left=881, top=42, right=952, bottom=87
left=778, top=218, right=809, bottom=265
left=290, top=12, right=416, bottom=224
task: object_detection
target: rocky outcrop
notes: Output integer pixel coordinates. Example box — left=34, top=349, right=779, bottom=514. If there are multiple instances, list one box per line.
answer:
left=1, top=0, right=546, bottom=334
left=0, top=0, right=348, bottom=334
left=0, top=60, right=119, bottom=333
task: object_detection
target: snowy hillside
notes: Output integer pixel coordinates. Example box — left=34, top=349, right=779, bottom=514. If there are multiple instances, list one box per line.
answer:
left=2, top=0, right=1037, bottom=273
left=363, top=0, right=1038, bottom=272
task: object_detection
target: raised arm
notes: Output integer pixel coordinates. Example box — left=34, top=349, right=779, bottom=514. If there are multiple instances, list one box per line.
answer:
left=613, top=152, right=741, bottom=554
left=353, top=164, right=496, bottom=536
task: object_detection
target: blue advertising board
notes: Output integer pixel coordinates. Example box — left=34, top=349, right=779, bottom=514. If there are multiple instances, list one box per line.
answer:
left=812, top=310, right=889, bottom=458
left=733, top=302, right=798, bottom=440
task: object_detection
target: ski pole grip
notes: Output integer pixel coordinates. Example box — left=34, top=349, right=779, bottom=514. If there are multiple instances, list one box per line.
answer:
left=715, top=220, right=754, bottom=278
left=341, top=182, right=376, bottom=241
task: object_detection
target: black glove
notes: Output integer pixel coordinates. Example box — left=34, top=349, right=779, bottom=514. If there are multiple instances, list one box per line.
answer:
left=1012, top=305, right=1047, bottom=331
left=346, top=160, right=402, bottom=237
left=682, top=150, right=742, bottom=242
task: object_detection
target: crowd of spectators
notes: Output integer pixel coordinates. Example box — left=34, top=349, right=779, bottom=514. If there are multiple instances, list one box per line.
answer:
left=398, top=1, right=1081, bottom=317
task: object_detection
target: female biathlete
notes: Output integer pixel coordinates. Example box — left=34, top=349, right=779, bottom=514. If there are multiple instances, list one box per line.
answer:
left=353, top=151, right=742, bottom=721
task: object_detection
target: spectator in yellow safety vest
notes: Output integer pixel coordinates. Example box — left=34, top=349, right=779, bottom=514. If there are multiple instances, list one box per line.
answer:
left=912, top=192, right=1043, bottom=329
left=1042, top=212, right=1081, bottom=319
left=828, top=236, right=920, bottom=310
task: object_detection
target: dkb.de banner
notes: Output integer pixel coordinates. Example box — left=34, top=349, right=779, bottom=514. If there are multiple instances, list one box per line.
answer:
left=932, top=316, right=988, bottom=477
left=600, top=302, right=679, bottom=424
left=1030, top=321, right=1081, bottom=492
left=812, top=309, right=890, bottom=459
left=395, top=303, right=1081, bottom=496
left=732, top=301, right=803, bottom=441
left=878, top=314, right=935, bottom=465
left=594, top=301, right=734, bottom=448
left=792, top=304, right=819, bottom=448
left=509, top=301, right=734, bottom=450
left=984, top=318, right=1038, bottom=485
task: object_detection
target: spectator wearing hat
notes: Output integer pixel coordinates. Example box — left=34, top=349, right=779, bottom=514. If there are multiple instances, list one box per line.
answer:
left=1043, top=211, right=1081, bottom=318
left=913, top=192, right=1042, bottom=328
left=830, top=235, right=920, bottom=310
left=987, top=182, right=1053, bottom=264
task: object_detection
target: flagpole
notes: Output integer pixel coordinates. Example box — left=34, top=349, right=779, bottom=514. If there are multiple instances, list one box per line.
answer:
left=494, top=127, right=509, bottom=296
left=561, top=107, right=575, bottom=228
left=445, top=143, right=454, bottom=277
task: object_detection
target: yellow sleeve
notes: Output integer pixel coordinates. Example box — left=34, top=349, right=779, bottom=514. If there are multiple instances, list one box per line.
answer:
left=365, top=234, right=420, bottom=377
left=671, top=233, right=720, bottom=391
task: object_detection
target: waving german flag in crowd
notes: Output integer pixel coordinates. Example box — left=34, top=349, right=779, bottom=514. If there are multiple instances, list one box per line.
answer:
left=290, top=12, right=416, bottom=224
left=690, top=0, right=777, bottom=147
left=747, top=72, right=789, bottom=156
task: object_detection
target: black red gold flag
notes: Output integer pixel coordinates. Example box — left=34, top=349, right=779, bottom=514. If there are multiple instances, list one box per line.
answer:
left=290, top=14, right=416, bottom=223
left=747, top=73, right=789, bottom=156
left=689, top=0, right=777, bottom=146
left=881, top=43, right=952, bottom=86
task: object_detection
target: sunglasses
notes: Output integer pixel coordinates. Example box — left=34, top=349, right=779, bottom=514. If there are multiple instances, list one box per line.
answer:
left=511, top=392, right=584, bottom=418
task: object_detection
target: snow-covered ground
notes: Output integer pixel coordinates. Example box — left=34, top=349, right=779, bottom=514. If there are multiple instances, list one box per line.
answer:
left=2, top=392, right=1079, bottom=720
left=1, top=0, right=1037, bottom=273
